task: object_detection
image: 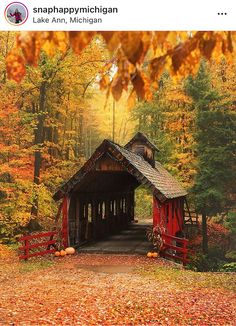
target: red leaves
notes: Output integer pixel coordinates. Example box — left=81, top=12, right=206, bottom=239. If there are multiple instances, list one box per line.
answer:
left=189, top=222, right=230, bottom=252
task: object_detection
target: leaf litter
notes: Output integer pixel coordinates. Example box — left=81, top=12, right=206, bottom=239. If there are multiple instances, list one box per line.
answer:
left=0, top=252, right=235, bottom=325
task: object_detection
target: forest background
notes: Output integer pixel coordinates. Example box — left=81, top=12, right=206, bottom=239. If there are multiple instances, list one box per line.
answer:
left=0, top=31, right=235, bottom=270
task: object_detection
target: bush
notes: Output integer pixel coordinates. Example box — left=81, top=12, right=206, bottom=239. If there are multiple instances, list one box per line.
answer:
left=187, top=253, right=224, bottom=272
left=188, top=221, right=231, bottom=260
left=220, top=262, right=236, bottom=272
left=225, top=250, right=236, bottom=262
left=208, top=246, right=226, bottom=260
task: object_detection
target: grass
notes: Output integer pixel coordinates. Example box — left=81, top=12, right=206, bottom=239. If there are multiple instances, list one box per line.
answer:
left=141, top=266, right=236, bottom=292
left=19, top=259, right=55, bottom=273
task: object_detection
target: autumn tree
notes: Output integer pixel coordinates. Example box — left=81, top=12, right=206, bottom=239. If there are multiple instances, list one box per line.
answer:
left=132, top=72, right=196, bottom=189
left=1, top=33, right=111, bottom=235
left=185, top=61, right=236, bottom=254
left=1, top=31, right=236, bottom=242
left=24, top=38, right=109, bottom=225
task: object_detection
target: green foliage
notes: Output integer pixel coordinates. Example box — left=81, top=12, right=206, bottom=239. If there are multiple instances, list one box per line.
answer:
left=132, top=73, right=196, bottom=189
left=208, top=246, right=226, bottom=260
left=144, top=265, right=236, bottom=292
left=224, top=212, right=236, bottom=236
left=224, top=212, right=236, bottom=256
left=187, top=253, right=224, bottom=272
left=184, top=62, right=221, bottom=108
left=132, top=100, right=174, bottom=165
left=185, top=61, right=236, bottom=216
left=225, top=251, right=236, bottom=261
left=19, top=259, right=54, bottom=273
left=0, top=180, right=57, bottom=243
left=135, top=187, right=152, bottom=220
left=35, top=184, right=58, bottom=228
left=220, top=262, right=236, bottom=273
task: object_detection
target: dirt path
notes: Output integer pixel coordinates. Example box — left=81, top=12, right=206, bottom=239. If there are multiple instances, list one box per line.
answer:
left=0, top=253, right=235, bottom=325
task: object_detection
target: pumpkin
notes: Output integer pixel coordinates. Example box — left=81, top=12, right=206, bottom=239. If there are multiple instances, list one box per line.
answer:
left=65, top=247, right=76, bottom=255
left=54, top=251, right=61, bottom=257
left=147, top=252, right=153, bottom=258
left=60, top=250, right=67, bottom=256
left=152, top=252, right=158, bottom=258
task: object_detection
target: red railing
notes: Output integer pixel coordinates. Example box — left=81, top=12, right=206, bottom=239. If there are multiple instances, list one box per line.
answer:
left=161, top=233, right=188, bottom=265
left=19, top=231, right=58, bottom=260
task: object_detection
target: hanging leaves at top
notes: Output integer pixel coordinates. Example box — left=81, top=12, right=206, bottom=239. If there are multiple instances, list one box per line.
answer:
left=6, top=31, right=236, bottom=101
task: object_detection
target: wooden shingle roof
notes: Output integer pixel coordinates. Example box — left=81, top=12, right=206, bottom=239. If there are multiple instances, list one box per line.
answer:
left=124, top=132, right=159, bottom=152
left=53, top=139, right=187, bottom=202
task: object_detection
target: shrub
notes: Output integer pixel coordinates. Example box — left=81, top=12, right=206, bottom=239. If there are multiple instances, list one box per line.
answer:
left=188, top=221, right=231, bottom=258
left=220, top=262, right=236, bottom=272
left=225, top=250, right=236, bottom=262
left=208, top=246, right=226, bottom=260
left=187, top=253, right=224, bottom=272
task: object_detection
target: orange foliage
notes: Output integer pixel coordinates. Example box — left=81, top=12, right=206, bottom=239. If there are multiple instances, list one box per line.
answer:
left=6, top=31, right=236, bottom=101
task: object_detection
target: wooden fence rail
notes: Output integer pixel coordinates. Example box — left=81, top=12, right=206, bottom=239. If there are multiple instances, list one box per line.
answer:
left=19, top=231, right=58, bottom=260
left=161, top=233, right=189, bottom=265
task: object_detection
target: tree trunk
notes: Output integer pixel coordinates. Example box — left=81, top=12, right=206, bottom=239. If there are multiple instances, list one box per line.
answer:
left=78, top=108, right=84, bottom=158
left=31, top=81, right=47, bottom=218
left=202, top=212, right=208, bottom=254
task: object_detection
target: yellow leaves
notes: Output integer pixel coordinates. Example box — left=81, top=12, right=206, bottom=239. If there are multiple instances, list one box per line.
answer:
left=42, top=32, right=69, bottom=56
left=127, top=91, right=137, bottom=111
left=178, top=32, right=190, bottom=43
left=152, top=32, right=169, bottom=53
left=6, top=50, right=26, bottom=83
left=166, top=32, right=179, bottom=48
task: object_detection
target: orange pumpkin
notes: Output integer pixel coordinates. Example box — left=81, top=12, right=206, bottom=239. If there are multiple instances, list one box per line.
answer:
left=147, top=252, right=153, bottom=258
left=54, top=251, right=61, bottom=257
left=152, top=252, right=158, bottom=258
left=65, top=247, right=76, bottom=255
left=60, top=250, right=67, bottom=256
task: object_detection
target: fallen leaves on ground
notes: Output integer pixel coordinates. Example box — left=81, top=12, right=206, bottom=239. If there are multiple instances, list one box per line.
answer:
left=0, top=252, right=235, bottom=325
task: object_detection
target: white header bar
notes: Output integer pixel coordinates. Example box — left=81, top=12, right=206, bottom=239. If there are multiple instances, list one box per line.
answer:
left=0, top=0, right=235, bottom=31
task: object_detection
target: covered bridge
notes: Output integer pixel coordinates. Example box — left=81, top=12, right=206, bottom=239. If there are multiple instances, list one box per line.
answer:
left=53, top=132, right=188, bottom=248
